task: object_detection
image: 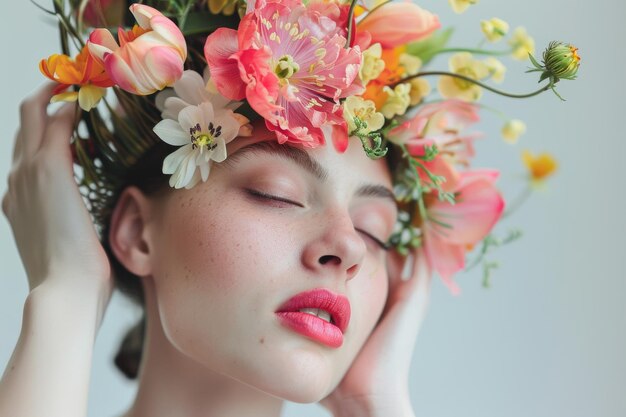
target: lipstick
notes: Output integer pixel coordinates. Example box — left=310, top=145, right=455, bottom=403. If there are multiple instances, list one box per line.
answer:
left=275, top=288, right=351, bottom=348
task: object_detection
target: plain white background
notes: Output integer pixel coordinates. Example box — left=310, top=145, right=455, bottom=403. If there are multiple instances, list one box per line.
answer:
left=1, top=1, right=624, bottom=416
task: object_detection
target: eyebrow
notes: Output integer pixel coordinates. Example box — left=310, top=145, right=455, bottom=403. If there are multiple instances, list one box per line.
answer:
left=227, top=141, right=396, bottom=204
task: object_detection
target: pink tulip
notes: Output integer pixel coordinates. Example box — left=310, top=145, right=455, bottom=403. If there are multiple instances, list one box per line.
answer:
left=421, top=167, right=505, bottom=294
left=357, top=2, right=440, bottom=49
left=87, top=4, right=187, bottom=95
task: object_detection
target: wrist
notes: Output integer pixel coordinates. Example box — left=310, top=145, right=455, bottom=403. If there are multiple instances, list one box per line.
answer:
left=28, top=277, right=112, bottom=331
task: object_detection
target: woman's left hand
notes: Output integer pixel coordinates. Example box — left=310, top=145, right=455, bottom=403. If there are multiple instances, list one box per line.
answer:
left=320, top=250, right=432, bottom=417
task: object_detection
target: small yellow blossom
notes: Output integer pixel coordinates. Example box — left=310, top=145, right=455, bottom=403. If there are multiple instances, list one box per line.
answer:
left=449, top=0, right=478, bottom=14
left=408, top=78, right=431, bottom=105
left=509, top=27, right=535, bottom=61
left=343, top=96, right=385, bottom=134
left=399, top=53, right=423, bottom=76
left=209, top=0, right=239, bottom=16
left=360, top=43, right=386, bottom=85
left=501, top=119, right=526, bottom=144
left=381, top=83, right=411, bottom=118
left=522, top=150, right=558, bottom=183
left=480, top=18, right=509, bottom=42
left=484, top=57, right=506, bottom=83
left=438, top=52, right=489, bottom=102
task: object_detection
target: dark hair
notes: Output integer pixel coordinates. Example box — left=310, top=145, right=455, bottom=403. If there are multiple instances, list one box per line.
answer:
left=99, top=142, right=173, bottom=379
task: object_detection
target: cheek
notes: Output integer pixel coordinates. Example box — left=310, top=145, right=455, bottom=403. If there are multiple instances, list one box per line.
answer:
left=148, top=191, right=302, bottom=366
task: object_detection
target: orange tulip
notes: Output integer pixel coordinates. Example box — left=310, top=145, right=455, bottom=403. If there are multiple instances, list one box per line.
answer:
left=39, top=45, right=114, bottom=110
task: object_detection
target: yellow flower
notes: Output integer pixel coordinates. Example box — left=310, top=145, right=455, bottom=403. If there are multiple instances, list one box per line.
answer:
left=381, top=83, right=411, bottom=118
left=408, top=78, right=431, bottom=105
left=480, top=17, right=509, bottom=42
left=449, top=0, right=478, bottom=14
left=522, top=150, right=557, bottom=183
left=399, top=53, right=422, bottom=76
left=484, top=57, right=506, bottom=83
left=501, top=119, right=526, bottom=144
left=438, top=52, right=489, bottom=102
left=360, top=43, right=385, bottom=85
left=343, top=96, right=385, bottom=134
left=509, top=27, right=535, bottom=61
left=208, top=0, right=239, bottom=16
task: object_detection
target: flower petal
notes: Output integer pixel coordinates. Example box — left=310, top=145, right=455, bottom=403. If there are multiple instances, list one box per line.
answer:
left=154, top=119, right=189, bottom=146
left=163, top=144, right=192, bottom=174
left=204, top=28, right=246, bottom=100
left=178, top=105, right=205, bottom=132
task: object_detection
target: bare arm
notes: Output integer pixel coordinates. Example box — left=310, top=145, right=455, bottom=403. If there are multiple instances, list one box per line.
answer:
left=0, top=84, right=114, bottom=417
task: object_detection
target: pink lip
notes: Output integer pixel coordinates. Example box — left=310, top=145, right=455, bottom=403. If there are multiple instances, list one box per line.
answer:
left=275, top=288, right=351, bottom=349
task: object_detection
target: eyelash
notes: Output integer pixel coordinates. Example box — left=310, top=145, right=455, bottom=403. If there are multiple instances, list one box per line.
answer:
left=245, top=188, right=304, bottom=207
left=247, top=189, right=390, bottom=251
left=356, top=229, right=391, bottom=251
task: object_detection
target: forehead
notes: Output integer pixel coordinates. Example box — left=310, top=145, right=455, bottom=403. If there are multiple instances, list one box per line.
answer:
left=227, top=138, right=394, bottom=192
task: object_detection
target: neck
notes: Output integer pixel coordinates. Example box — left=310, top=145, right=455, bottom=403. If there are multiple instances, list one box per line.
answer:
left=121, top=279, right=284, bottom=417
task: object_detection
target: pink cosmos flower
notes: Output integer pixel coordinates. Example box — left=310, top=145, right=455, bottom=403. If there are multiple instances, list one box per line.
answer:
left=204, top=0, right=364, bottom=151
left=357, top=2, right=440, bottom=49
left=87, top=4, right=187, bottom=95
left=419, top=166, right=505, bottom=294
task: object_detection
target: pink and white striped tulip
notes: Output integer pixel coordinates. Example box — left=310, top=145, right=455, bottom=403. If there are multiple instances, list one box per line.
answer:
left=87, top=4, right=187, bottom=95
left=358, top=2, right=440, bottom=49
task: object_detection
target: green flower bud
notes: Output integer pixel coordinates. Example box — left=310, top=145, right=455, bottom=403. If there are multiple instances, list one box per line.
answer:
left=542, top=41, right=580, bottom=80
left=528, top=41, right=581, bottom=83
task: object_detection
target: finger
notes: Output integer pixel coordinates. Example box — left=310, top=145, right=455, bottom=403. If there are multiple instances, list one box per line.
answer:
left=19, top=83, right=58, bottom=158
left=385, top=249, right=432, bottom=310
left=40, top=102, right=78, bottom=158
left=12, top=130, right=22, bottom=162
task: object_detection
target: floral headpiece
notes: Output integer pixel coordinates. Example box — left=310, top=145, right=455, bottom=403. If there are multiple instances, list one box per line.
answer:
left=39, top=0, right=579, bottom=293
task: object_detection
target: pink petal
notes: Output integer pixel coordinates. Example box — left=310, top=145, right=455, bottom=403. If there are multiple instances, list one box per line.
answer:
left=149, top=15, right=187, bottom=58
left=129, top=4, right=161, bottom=29
left=103, top=53, right=141, bottom=93
left=429, top=172, right=505, bottom=246
left=87, top=29, right=118, bottom=62
left=422, top=226, right=463, bottom=295
left=143, top=46, right=185, bottom=91
left=204, top=28, right=246, bottom=100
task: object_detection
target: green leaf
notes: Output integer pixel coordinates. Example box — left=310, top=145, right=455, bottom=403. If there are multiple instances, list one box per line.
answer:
left=180, top=10, right=239, bottom=35
left=405, top=27, right=454, bottom=65
left=528, top=53, right=543, bottom=69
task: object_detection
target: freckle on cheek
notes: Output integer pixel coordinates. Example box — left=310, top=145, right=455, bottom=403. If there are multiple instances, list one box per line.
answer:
left=259, top=337, right=265, bottom=344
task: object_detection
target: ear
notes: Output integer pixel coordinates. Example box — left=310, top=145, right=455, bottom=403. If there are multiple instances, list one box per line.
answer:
left=108, top=186, right=154, bottom=277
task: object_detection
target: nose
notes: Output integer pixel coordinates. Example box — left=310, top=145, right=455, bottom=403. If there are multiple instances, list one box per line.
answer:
left=301, top=209, right=367, bottom=281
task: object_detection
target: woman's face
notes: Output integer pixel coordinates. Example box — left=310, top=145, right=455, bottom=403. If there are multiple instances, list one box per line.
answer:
left=147, top=135, right=398, bottom=402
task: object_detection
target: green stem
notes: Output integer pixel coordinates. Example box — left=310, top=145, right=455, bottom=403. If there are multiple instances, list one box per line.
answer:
left=436, top=47, right=512, bottom=56
left=391, top=71, right=553, bottom=99
left=344, top=0, right=359, bottom=49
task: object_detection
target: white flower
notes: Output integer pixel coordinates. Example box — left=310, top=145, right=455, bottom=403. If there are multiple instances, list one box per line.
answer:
left=156, top=69, right=252, bottom=137
left=153, top=102, right=242, bottom=189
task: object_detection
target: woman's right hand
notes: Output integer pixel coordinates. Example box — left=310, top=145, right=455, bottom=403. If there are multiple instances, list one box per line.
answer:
left=2, top=83, right=113, bottom=302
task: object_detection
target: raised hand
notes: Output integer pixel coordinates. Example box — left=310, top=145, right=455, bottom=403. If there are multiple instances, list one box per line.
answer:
left=321, top=250, right=432, bottom=417
left=2, top=83, right=113, bottom=299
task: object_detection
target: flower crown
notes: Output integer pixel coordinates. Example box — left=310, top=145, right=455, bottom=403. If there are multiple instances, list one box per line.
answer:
left=39, top=0, right=579, bottom=293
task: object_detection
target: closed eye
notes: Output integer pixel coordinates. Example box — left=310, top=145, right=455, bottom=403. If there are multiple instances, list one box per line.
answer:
left=245, top=188, right=305, bottom=208
left=355, top=228, right=391, bottom=251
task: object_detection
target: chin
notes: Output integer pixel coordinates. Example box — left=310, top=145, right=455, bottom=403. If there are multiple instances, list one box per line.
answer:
left=232, top=345, right=344, bottom=403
